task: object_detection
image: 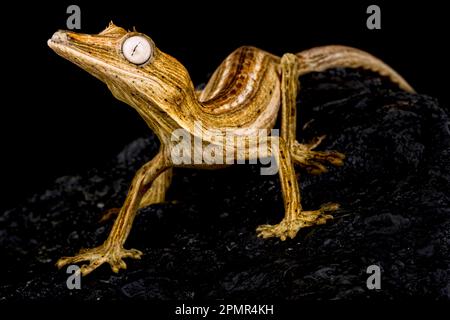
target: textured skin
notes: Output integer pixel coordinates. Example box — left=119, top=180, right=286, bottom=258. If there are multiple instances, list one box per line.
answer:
left=48, top=22, right=413, bottom=276
left=2, top=68, right=448, bottom=300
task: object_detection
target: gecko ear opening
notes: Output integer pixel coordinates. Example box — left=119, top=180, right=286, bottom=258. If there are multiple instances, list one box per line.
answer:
left=121, top=35, right=153, bottom=65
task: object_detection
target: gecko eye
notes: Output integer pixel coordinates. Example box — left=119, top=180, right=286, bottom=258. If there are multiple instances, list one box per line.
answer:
left=122, top=35, right=152, bottom=65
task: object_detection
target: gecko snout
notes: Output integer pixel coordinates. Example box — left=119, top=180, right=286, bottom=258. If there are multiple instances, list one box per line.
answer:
left=48, top=31, right=68, bottom=46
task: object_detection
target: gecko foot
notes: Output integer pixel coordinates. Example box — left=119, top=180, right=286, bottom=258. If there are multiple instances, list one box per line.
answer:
left=292, top=138, right=345, bottom=175
left=56, top=244, right=143, bottom=276
left=256, top=203, right=339, bottom=241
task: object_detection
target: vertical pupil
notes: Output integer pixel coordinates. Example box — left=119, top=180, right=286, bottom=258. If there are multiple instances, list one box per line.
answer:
left=132, top=43, right=140, bottom=56
left=123, top=36, right=151, bottom=64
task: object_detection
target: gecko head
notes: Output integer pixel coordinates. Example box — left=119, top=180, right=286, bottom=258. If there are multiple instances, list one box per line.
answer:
left=48, top=22, right=195, bottom=111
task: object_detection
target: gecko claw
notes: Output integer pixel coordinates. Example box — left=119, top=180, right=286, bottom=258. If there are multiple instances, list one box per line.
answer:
left=56, top=244, right=143, bottom=276
left=256, top=203, right=338, bottom=240
left=292, top=139, right=345, bottom=174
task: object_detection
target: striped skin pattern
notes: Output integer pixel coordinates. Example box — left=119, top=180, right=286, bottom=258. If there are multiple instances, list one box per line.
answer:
left=48, top=22, right=413, bottom=276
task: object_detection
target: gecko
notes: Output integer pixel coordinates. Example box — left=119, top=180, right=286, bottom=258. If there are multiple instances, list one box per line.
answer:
left=48, top=22, right=414, bottom=276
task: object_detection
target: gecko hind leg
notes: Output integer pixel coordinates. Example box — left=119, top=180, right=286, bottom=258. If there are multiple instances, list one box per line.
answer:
left=255, top=136, right=338, bottom=241
left=256, top=203, right=338, bottom=240
left=256, top=53, right=339, bottom=241
left=292, top=137, right=345, bottom=175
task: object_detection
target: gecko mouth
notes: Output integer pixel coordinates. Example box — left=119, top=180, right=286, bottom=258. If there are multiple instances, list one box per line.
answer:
left=47, top=31, right=92, bottom=60
left=48, top=31, right=137, bottom=81
left=48, top=34, right=105, bottom=82
left=47, top=31, right=83, bottom=61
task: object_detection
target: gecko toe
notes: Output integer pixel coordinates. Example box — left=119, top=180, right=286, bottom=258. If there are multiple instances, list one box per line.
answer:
left=56, top=245, right=143, bottom=276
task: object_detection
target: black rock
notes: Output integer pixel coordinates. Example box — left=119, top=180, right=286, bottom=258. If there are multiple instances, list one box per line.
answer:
left=1, top=68, right=449, bottom=300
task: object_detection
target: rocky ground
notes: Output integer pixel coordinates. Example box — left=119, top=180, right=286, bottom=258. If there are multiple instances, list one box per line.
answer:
left=1, top=68, right=449, bottom=301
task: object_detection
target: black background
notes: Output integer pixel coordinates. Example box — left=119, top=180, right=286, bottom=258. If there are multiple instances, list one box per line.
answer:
left=1, top=1, right=447, bottom=210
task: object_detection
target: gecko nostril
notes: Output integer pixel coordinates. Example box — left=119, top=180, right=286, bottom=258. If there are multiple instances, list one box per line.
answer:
left=50, top=31, right=68, bottom=44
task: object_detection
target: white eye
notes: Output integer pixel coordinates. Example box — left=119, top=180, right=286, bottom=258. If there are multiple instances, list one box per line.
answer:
left=122, top=35, right=152, bottom=65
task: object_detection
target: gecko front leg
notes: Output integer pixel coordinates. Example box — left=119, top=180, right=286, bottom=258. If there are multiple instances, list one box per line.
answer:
left=99, top=169, right=173, bottom=222
left=57, top=150, right=171, bottom=276
left=139, top=169, right=173, bottom=208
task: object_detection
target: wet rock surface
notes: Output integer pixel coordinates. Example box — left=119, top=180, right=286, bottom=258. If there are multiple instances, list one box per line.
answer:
left=1, top=69, right=449, bottom=300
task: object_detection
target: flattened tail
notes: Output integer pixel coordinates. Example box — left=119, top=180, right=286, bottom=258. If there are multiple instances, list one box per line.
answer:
left=296, top=45, right=415, bottom=93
